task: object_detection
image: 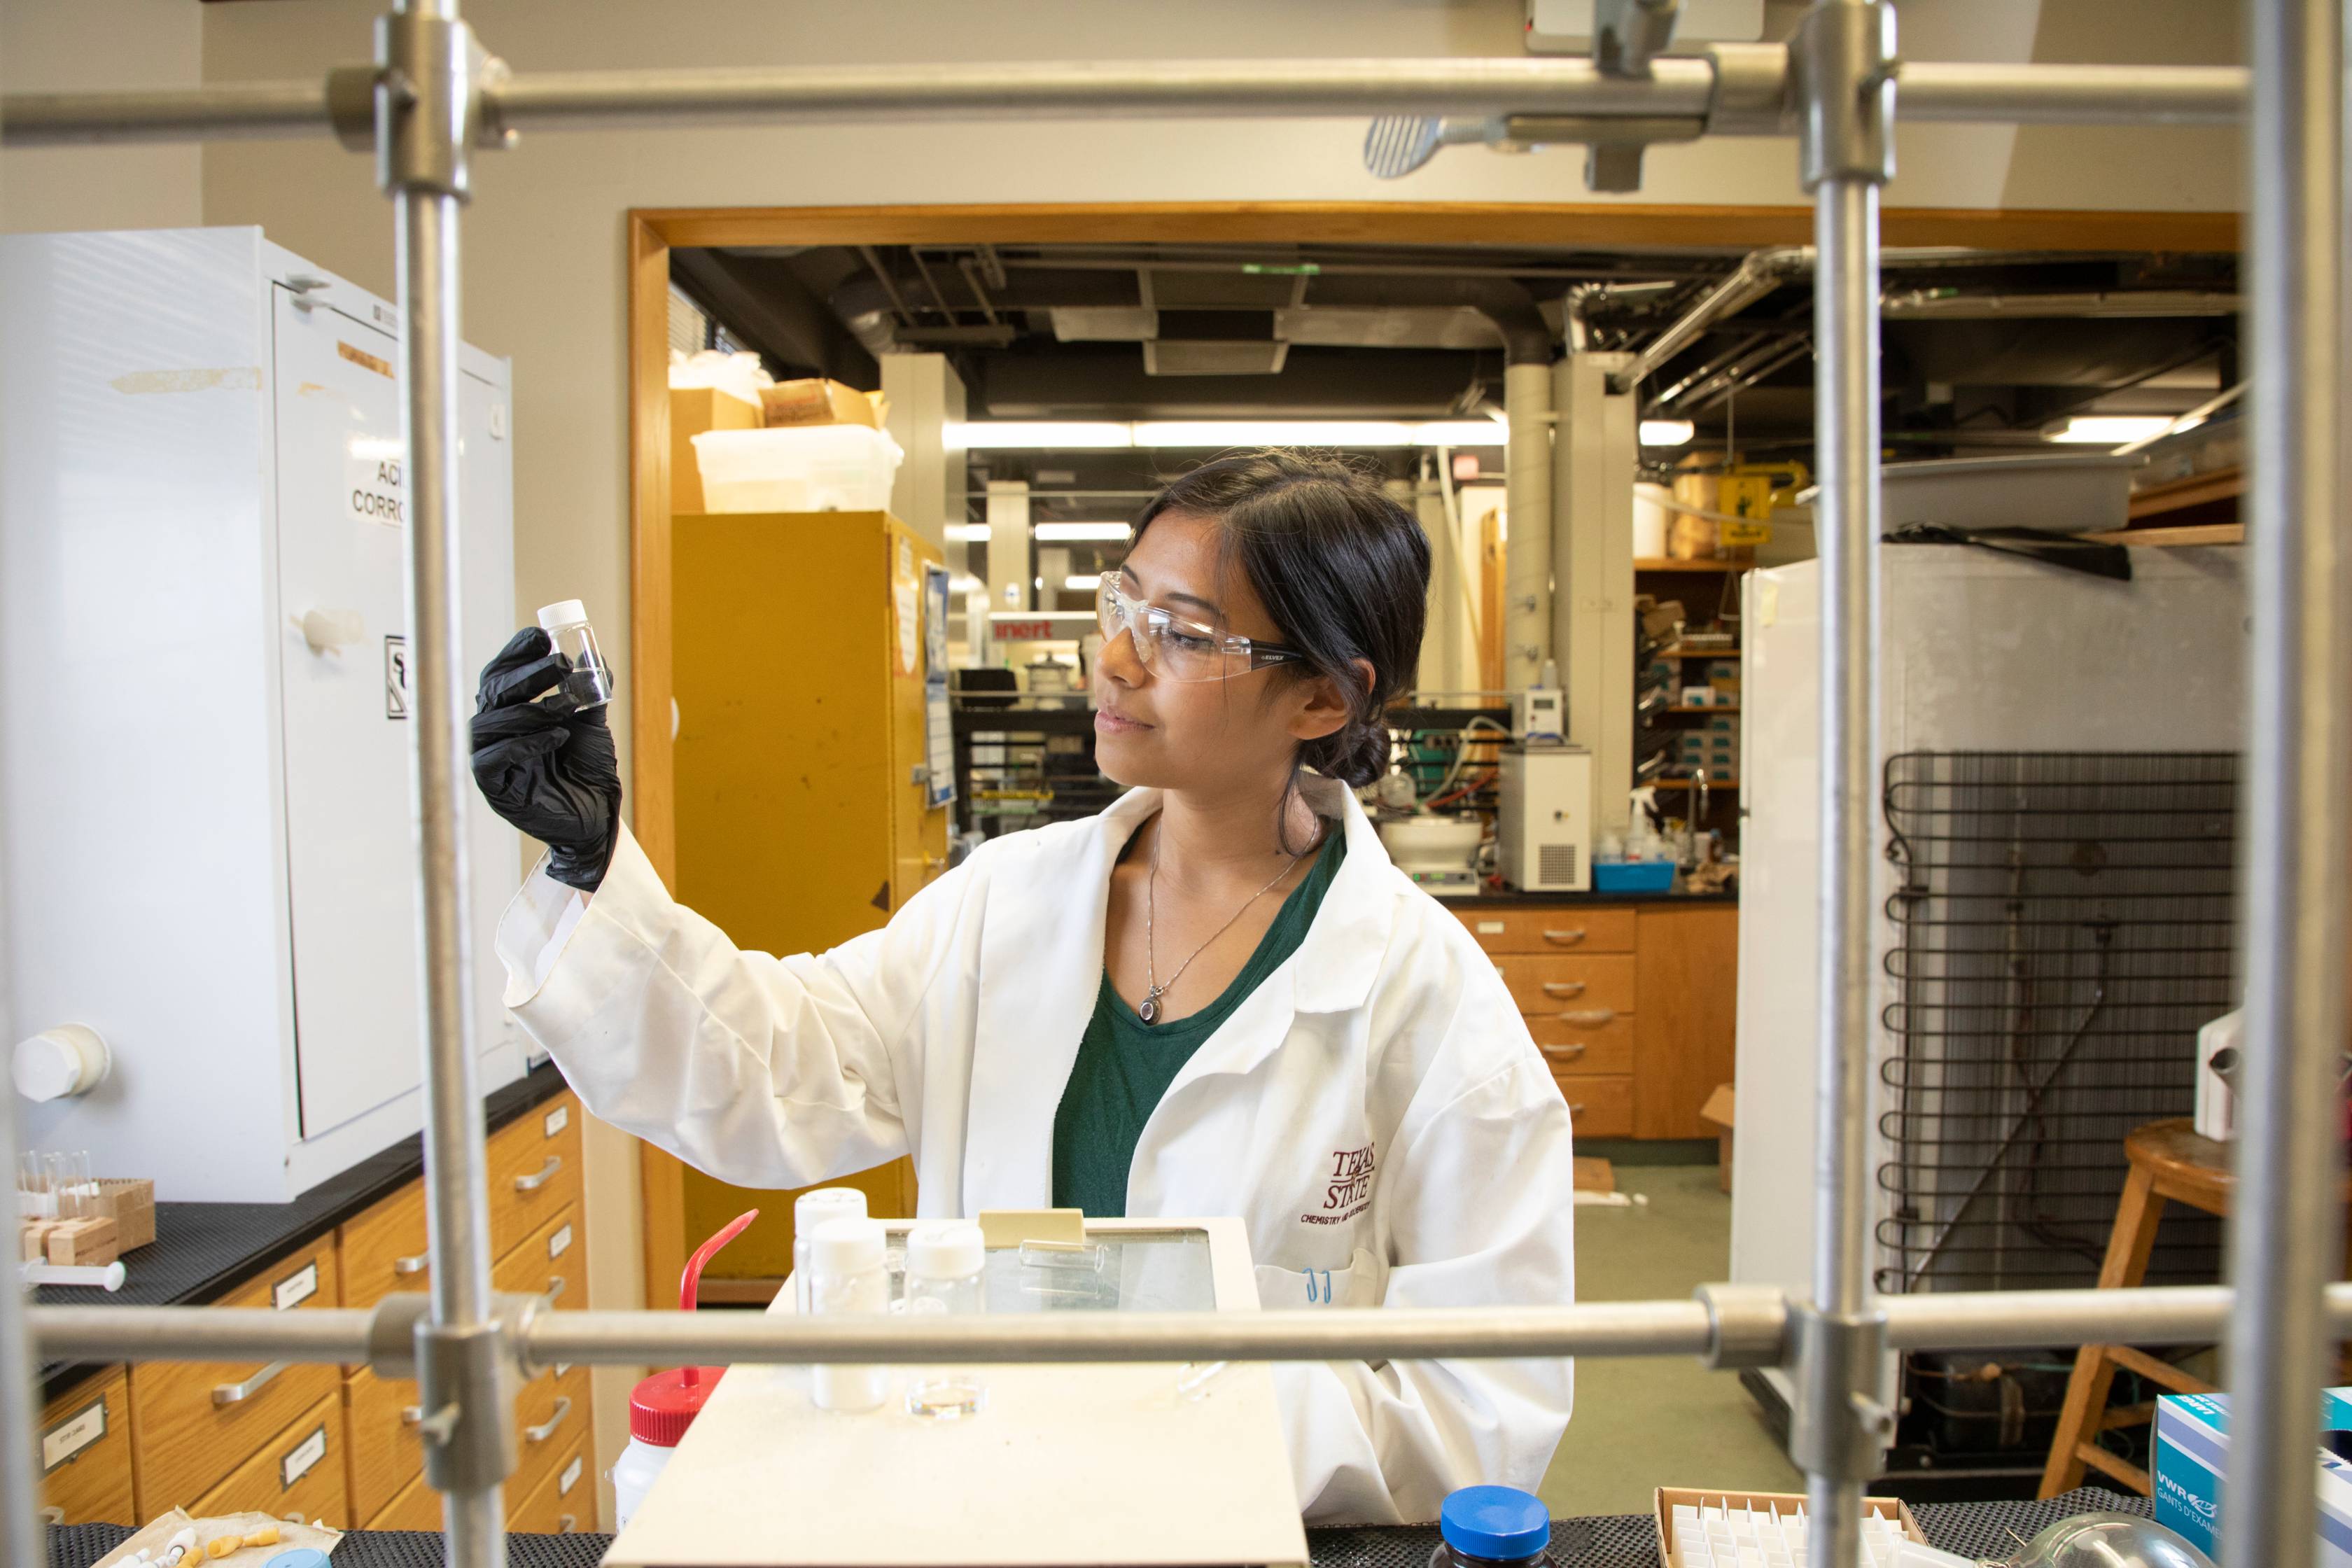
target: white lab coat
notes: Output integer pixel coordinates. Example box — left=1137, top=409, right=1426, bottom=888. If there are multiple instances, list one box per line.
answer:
left=495, top=774, right=1577, bottom=1524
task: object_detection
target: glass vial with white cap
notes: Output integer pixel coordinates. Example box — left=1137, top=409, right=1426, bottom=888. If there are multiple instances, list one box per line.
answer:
left=902, top=1219, right=988, bottom=1420
left=536, top=599, right=613, bottom=710
left=792, top=1187, right=868, bottom=1316
left=807, top=1216, right=890, bottom=1412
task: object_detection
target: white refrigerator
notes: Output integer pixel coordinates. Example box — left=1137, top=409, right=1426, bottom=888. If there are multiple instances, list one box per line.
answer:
left=1728, top=544, right=2246, bottom=1395
left=1, top=227, right=527, bottom=1201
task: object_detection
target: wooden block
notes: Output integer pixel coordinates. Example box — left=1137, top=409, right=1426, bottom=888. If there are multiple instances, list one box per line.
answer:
left=47, top=1217, right=119, bottom=1266
left=976, top=1209, right=1086, bottom=1249
left=21, top=1220, right=59, bottom=1262
left=92, top=1180, right=155, bottom=1252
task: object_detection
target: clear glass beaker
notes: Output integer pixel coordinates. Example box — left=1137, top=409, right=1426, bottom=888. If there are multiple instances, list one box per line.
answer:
left=903, top=1219, right=987, bottom=1420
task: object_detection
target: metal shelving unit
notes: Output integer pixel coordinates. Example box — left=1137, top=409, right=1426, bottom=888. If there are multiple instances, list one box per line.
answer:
left=4, top=14, right=2340, bottom=1568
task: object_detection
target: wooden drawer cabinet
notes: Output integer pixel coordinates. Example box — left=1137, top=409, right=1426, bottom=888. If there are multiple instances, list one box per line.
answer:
left=365, top=1466, right=444, bottom=1531
left=39, top=1366, right=134, bottom=1525
left=511, top=1365, right=592, bottom=1504
left=1491, top=953, right=1637, bottom=1018
left=1555, top=1074, right=1635, bottom=1138
left=340, top=1182, right=430, bottom=1310
left=494, top=1203, right=585, bottom=1307
left=509, top=1434, right=594, bottom=1534
left=489, top=1091, right=583, bottom=1259
left=132, top=1241, right=341, bottom=1516
left=343, top=1364, right=424, bottom=1525
left=1461, top=906, right=1637, bottom=956
left=1526, top=1011, right=1636, bottom=1077
left=190, top=1392, right=348, bottom=1528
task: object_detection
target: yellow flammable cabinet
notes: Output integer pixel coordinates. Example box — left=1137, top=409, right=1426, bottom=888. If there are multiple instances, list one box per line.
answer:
left=668, top=509, right=947, bottom=1288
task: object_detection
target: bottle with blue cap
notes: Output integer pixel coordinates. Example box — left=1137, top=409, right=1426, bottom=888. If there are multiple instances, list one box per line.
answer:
left=1432, top=1484, right=1553, bottom=1568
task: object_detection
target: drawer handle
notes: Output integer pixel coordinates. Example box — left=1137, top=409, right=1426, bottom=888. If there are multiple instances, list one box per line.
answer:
left=514, top=1155, right=562, bottom=1192
left=1540, top=981, right=1588, bottom=998
left=558, top=1515, right=579, bottom=1533
left=546, top=1274, right=567, bottom=1303
left=1542, top=927, right=1588, bottom=946
left=524, top=1396, right=573, bottom=1444
left=1560, top=1007, right=1617, bottom=1028
left=400, top=1404, right=422, bottom=1428
left=39, top=1507, right=64, bottom=1526
left=214, top=1360, right=289, bottom=1406
left=393, top=1252, right=430, bottom=1276
left=1541, top=1042, right=1588, bottom=1063
left=1567, top=1102, right=1588, bottom=1116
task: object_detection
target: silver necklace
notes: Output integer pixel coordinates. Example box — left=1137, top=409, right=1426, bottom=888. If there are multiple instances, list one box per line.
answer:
left=1139, top=825, right=1306, bottom=1025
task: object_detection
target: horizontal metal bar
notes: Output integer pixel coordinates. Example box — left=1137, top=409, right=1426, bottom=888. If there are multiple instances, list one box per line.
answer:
left=1896, top=62, right=2248, bottom=126
left=1880, top=1284, right=2321, bottom=1349
left=1, top=57, right=2252, bottom=150
left=0, top=82, right=333, bottom=146
left=31, top=1306, right=374, bottom=1364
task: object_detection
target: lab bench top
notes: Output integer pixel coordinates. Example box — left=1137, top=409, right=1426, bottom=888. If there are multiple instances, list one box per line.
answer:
left=1443, top=886, right=1737, bottom=907
left=34, top=1060, right=572, bottom=1401
left=43, top=1488, right=2147, bottom=1568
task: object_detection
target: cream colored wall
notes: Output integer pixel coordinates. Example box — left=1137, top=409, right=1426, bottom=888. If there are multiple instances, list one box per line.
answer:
left=165, top=0, right=2243, bottom=1525
left=2, top=0, right=201, bottom=232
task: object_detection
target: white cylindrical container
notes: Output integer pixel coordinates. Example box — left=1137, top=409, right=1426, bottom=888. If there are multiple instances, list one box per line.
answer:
left=902, top=1220, right=988, bottom=1420
left=536, top=598, right=614, bottom=710
left=792, top=1187, right=869, bottom=1315
left=612, top=1360, right=725, bottom=1530
left=808, top=1217, right=889, bottom=1413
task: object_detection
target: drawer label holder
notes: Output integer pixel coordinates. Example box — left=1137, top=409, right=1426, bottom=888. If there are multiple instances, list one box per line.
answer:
left=560, top=1455, right=584, bottom=1495
left=549, top=1223, right=573, bottom=1260
left=41, top=1397, right=106, bottom=1473
left=273, top=1261, right=319, bottom=1311
left=281, top=1423, right=328, bottom=1490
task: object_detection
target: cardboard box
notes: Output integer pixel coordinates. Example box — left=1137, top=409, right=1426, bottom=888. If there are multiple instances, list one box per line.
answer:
left=671, top=386, right=763, bottom=513
left=760, top=377, right=885, bottom=430
left=2155, top=1390, right=2352, bottom=1563
left=1654, top=1489, right=1925, bottom=1568
left=1700, top=1084, right=1735, bottom=1194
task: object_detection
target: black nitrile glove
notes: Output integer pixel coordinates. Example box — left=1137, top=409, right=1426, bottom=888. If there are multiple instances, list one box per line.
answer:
left=471, top=627, right=624, bottom=892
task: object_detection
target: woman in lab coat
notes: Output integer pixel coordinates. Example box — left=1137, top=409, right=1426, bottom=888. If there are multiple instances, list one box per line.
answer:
left=470, top=449, right=1577, bottom=1525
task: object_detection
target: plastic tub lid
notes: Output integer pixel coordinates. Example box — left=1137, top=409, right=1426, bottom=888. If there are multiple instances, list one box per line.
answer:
left=809, top=1216, right=886, bottom=1275
left=538, top=598, right=589, bottom=631
left=906, top=1219, right=985, bottom=1280
left=262, top=1553, right=332, bottom=1568
left=1438, top=1485, right=1552, bottom=1562
left=629, top=1364, right=726, bottom=1447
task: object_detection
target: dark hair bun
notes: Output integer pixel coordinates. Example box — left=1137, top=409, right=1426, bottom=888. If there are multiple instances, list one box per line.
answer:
left=1302, top=715, right=1394, bottom=790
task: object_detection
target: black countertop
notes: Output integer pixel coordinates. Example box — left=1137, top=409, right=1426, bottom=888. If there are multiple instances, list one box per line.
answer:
left=36, top=1062, right=572, bottom=1401
left=46, top=1489, right=2149, bottom=1568
left=1443, top=887, right=1737, bottom=907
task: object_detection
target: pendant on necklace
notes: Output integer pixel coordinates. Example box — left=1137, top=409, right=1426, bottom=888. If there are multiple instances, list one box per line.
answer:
left=1138, top=990, right=1161, bottom=1025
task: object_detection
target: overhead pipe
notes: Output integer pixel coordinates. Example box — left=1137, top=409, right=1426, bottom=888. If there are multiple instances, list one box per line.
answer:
left=1609, top=248, right=1813, bottom=393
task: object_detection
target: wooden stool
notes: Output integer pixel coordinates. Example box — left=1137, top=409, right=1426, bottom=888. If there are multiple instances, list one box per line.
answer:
left=2036, top=1118, right=2352, bottom=1498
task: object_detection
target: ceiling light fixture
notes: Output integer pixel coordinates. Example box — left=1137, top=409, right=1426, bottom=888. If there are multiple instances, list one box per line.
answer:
left=1032, top=522, right=1132, bottom=541
left=948, top=419, right=1515, bottom=451
left=1063, top=574, right=1104, bottom=592
left=2043, top=414, right=2194, bottom=444
left=1639, top=419, right=1696, bottom=447
left=944, top=524, right=992, bottom=542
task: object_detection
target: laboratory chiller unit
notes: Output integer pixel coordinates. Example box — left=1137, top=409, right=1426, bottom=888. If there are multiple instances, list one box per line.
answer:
left=1, top=227, right=526, bottom=1202
left=1729, top=545, right=2246, bottom=1416
left=1498, top=743, right=1595, bottom=892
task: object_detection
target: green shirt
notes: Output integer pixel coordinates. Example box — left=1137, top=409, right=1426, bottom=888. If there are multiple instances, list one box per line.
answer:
left=1050, top=824, right=1348, bottom=1218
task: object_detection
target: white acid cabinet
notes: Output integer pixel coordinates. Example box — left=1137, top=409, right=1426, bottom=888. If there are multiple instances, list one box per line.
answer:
left=1, top=227, right=528, bottom=1201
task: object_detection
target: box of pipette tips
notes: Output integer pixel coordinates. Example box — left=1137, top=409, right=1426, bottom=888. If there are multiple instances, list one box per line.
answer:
left=1653, top=1489, right=1926, bottom=1568
left=2154, top=1389, right=2352, bottom=1564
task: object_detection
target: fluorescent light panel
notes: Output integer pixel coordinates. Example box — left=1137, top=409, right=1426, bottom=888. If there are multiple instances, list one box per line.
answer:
left=948, top=419, right=1511, bottom=450
left=1033, top=522, right=1131, bottom=541
left=1063, top=574, right=1103, bottom=591
left=1639, top=419, right=1696, bottom=447
left=944, top=524, right=991, bottom=542
left=2045, top=414, right=2193, bottom=444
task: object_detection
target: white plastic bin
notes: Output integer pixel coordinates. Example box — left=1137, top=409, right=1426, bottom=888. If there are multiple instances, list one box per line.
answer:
left=690, top=424, right=905, bottom=513
left=1878, top=452, right=2142, bottom=535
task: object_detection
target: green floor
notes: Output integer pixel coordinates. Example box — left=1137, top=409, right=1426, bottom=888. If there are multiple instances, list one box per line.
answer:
left=1537, top=1166, right=1802, bottom=1518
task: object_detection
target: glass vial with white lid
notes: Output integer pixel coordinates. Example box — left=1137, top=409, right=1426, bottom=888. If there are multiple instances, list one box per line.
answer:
left=807, top=1216, right=890, bottom=1413
left=536, top=598, right=613, bottom=710
left=902, top=1219, right=988, bottom=1420
left=792, top=1187, right=869, bottom=1316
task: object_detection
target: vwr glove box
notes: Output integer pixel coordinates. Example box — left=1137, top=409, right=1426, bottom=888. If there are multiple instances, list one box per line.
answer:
left=1, top=227, right=526, bottom=1200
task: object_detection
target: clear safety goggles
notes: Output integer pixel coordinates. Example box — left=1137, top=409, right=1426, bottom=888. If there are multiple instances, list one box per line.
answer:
left=1097, top=579, right=1306, bottom=683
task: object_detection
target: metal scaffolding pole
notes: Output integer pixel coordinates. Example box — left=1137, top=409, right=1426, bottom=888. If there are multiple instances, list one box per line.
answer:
left=1788, top=4, right=1893, bottom=1566
left=1, top=1107, right=41, bottom=1568
left=2223, top=1, right=2352, bottom=1564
